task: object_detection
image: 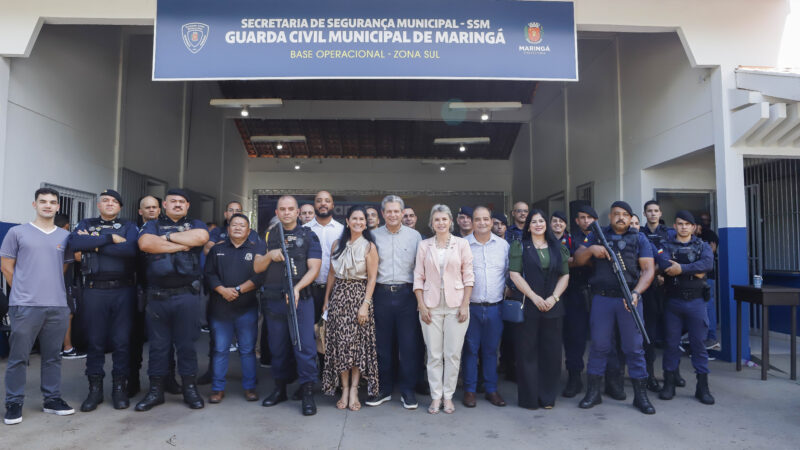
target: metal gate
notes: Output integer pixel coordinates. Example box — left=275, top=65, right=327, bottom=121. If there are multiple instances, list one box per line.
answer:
left=41, top=183, right=96, bottom=229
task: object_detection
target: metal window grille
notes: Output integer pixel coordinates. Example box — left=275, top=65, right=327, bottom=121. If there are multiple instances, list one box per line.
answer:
left=576, top=182, right=594, bottom=205
left=743, top=158, right=800, bottom=274
left=41, top=183, right=96, bottom=229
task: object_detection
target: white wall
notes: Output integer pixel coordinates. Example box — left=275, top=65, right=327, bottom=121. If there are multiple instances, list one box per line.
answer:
left=641, top=149, right=716, bottom=201
left=1, top=25, right=121, bottom=223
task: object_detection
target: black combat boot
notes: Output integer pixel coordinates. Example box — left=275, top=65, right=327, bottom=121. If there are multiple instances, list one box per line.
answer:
left=135, top=376, right=165, bottom=411
left=301, top=382, right=317, bottom=416
left=659, top=371, right=676, bottom=400
left=562, top=370, right=583, bottom=398
left=111, top=377, right=130, bottom=409
left=181, top=375, right=205, bottom=409
left=646, top=362, right=661, bottom=393
left=291, top=386, right=303, bottom=401
left=164, top=373, right=182, bottom=395
left=127, top=372, right=141, bottom=399
left=631, top=378, right=656, bottom=415
left=578, top=374, right=603, bottom=409
left=262, top=380, right=288, bottom=407
left=80, top=375, right=104, bottom=412
left=694, top=373, right=715, bottom=405
left=604, top=369, right=626, bottom=401
left=675, top=367, right=686, bottom=387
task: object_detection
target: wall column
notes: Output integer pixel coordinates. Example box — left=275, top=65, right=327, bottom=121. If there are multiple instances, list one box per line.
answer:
left=0, top=57, right=11, bottom=221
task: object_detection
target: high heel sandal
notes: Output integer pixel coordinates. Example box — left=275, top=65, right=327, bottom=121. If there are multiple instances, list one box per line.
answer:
left=428, top=399, right=442, bottom=415
left=443, top=399, right=455, bottom=414
left=348, top=387, right=361, bottom=411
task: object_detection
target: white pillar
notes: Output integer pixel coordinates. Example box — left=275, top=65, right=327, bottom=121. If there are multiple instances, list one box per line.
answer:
left=0, top=57, right=11, bottom=221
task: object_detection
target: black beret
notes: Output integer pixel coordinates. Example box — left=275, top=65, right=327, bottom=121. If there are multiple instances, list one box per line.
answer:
left=610, top=201, right=633, bottom=216
left=551, top=210, right=568, bottom=224
left=491, top=212, right=508, bottom=225
left=577, top=204, right=598, bottom=219
left=675, top=210, right=696, bottom=225
left=458, top=206, right=474, bottom=217
left=100, top=189, right=123, bottom=206
left=166, top=188, right=190, bottom=201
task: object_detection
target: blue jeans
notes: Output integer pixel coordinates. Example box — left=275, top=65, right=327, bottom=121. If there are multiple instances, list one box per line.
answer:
left=210, top=308, right=259, bottom=391
left=706, top=279, right=717, bottom=340
left=463, top=303, right=503, bottom=393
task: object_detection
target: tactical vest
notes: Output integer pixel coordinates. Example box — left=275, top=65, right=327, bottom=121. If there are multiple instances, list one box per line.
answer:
left=80, top=217, right=135, bottom=280
left=590, top=227, right=641, bottom=289
left=267, top=226, right=314, bottom=283
left=145, top=216, right=202, bottom=286
left=642, top=224, right=670, bottom=248
left=662, top=237, right=707, bottom=292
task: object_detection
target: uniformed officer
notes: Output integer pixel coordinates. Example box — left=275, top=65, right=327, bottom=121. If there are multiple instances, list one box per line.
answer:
left=658, top=211, right=715, bottom=404
left=135, top=189, right=209, bottom=411
left=254, top=195, right=321, bottom=416
left=68, top=189, right=138, bottom=412
left=561, top=205, right=596, bottom=398
left=574, top=201, right=656, bottom=415
left=640, top=200, right=672, bottom=392
left=198, top=200, right=260, bottom=386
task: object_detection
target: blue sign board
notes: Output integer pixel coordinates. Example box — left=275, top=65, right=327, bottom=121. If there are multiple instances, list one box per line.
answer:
left=154, top=0, right=577, bottom=81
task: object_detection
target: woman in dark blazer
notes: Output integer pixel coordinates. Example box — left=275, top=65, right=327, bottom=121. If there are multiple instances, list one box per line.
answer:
left=508, top=208, right=570, bottom=409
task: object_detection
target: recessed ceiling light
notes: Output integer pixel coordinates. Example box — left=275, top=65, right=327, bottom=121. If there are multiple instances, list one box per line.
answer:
left=459, top=144, right=466, bottom=152
left=240, top=106, right=249, bottom=117
left=480, top=112, right=490, bottom=121
left=439, top=165, right=446, bottom=172
left=276, top=143, right=283, bottom=150
left=294, top=163, right=301, bottom=170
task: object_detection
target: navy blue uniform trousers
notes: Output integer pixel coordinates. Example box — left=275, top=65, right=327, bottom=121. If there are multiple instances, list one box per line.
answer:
left=373, top=285, right=420, bottom=396
left=663, top=297, right=709, bottom=374
left=562, top=285, right=589, bottom=372
left=587, top=295, right=647, bottom=379
left=262, top=296, right=317, bottom=385
left=146, top=291, right=201, bottom=377
left=83, top=286, right=135, bottom=378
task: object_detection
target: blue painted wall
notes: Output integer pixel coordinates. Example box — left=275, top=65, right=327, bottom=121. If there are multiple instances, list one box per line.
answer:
left=718, top=227, right=750, bottom=362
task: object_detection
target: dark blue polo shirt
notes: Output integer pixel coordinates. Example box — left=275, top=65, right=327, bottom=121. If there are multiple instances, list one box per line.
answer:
left=204, top=238, right=267, bottom=319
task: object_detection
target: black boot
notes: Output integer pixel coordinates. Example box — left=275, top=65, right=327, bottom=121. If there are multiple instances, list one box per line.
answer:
left=694, top=373, right=715, bottom=405
left=301, top=382, right=317, bottom=416
left=562, top=370, right=583, bottom=398
left=80, top=375, right=104, bottom=412
left=675, top=367, right=686, bottom=387
left=604, top=370, right=626, bottom=401
left=659, top=371, right=676, bottom=400
left=181, top=375, right=205, bottom=409
left=127, top=372, right=141, bottom=399
left=112, top=377, right=130, bottom=409
left=135, top=377, right=165, bottom=411
left=262, top=380, right=288, bottom=407
left=291, top=386, right=303, bottom=401
left=631, top=378, right=656, bottom=415
left=578, top=374, right=603, bottom=409
left=164, top=374, right=182, bottom=395
left=646, top=363, right=661, bottom=393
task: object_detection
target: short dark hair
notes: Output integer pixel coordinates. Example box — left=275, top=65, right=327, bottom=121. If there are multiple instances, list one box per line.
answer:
left=229, top=213, right=250, bottom=225
left=54, top=213, right=70, bottom=229
left=226, top=200, right=243, bottom=210
left=472, top=205, right=492, bottom=218
left=643, top=200, right=660, bottom=211
left=35, top=187, right=59, bottom=201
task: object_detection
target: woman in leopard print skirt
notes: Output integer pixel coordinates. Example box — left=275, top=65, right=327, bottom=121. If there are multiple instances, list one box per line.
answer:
left=322, top=206, right=379, bottom=411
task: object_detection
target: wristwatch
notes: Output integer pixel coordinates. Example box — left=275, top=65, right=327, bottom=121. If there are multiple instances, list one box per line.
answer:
left=165, top=232, right=172, bottom=242
left=235, top=286, right=241, bottom=293
left=553, top=295, right=560, bottom=303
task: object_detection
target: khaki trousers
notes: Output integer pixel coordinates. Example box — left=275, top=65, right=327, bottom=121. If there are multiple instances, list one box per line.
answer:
left=420, top=295, right=469, bottom=400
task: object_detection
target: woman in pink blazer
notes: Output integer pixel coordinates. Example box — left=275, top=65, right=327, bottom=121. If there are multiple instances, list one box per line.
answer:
left=413, top=204, right=474, bottom=415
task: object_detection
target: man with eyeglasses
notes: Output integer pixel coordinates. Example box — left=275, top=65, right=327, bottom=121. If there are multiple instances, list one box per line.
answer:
left=199, top=201, right=260, bottom=385
left=506, top=202, right=529, bottom=244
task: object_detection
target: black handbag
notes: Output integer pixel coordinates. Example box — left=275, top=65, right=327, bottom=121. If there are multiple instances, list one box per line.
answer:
left=501, top=297, right=525, bottom=323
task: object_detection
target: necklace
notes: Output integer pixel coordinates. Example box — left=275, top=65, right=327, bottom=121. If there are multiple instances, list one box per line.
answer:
left=435, top=234, right=451, bottom=249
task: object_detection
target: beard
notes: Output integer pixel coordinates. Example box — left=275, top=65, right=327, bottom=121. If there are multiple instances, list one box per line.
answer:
left=316, top=209, right=333, bottom=218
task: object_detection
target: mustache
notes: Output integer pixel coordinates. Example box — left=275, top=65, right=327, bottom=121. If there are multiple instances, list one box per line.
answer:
left=616, top=220, right=626, bottom=224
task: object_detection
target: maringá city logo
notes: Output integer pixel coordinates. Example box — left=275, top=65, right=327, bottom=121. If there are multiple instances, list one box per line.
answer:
left=525, top=22, right=542, bottom=44
left=181, top=22, right=209, bottom=54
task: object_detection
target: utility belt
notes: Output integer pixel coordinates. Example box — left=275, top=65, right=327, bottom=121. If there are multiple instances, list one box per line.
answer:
left=311, top=282, right=327, bottom=289
left=592, top=285, right=635, bottom=298
left=667, top=286, right=709, bottom=302
left=147, top=279, right=202, bottom=300
left=262, top=285, right=312, bottom=301
left=83, top=278, right=135, bottom=290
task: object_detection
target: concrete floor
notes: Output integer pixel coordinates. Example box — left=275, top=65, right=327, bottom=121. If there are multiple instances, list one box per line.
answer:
left=1, top=335, right=799, bottom=450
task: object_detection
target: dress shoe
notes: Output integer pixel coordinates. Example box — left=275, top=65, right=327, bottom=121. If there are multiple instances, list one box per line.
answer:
left=208, top=391, right=224, bottom=404
left=462, top=391, right=477, bottom=408
left=485, top=391, right=506, bottom=407
left=244, top=389, right=259, bottom=402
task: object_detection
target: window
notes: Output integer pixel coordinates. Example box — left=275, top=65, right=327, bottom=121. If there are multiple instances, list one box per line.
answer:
left=576, top=182, right=593, bottom=205
left=41, top=183, right=96, bottom=229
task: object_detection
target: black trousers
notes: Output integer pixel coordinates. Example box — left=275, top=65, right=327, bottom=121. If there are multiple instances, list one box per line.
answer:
left=642, top=285, right=664, bottom=371
left=514, top=307, right=563, bottom=409
left=146, top=291, right=201, bottom=377
left=83, top=286, right=134, bottom=378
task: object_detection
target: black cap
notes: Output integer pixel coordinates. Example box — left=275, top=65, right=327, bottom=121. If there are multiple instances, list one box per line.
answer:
left=551, top=210, right=568, bottom=224
left=492, top=212, right=508, bottom=226
left=458, top=206, right=474, bottom=217
left=165, top=188, right=190, bottom=201
left=675, top=210, right=696, bottom=225
left=610, top=201, right=633, bottom=216
left=577, top=204, right=598, bottom=219
left=100, top=189, right=123, bottom=206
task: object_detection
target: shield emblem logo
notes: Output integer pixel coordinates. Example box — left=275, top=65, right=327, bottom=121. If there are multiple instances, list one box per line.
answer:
left=525, top=22, right=542, bottom=44
left=181, top=22, right=209, bottom=54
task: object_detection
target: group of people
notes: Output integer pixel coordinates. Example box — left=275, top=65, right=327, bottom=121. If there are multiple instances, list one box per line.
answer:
left=0, top=186, right=718, bottom=425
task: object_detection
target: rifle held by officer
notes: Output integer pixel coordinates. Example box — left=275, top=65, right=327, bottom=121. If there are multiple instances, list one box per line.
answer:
left=276, top=222, right=302, bottom=352
left=590, top=221, right=651, bottom=345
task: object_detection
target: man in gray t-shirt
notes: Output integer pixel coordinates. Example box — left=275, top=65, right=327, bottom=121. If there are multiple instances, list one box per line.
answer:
left=0, top=188, right=76, bottom=424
